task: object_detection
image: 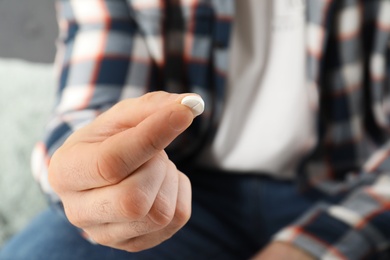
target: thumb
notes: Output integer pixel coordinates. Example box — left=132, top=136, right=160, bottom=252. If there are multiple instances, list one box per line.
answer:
left=96, top=95, right=204, bottom=185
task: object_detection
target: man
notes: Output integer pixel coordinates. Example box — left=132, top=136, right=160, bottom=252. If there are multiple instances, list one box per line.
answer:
left=1, top=0, right=390, bottom=259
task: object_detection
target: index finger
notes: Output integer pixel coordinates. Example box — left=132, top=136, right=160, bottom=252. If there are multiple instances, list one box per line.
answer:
left=95, top=100, right=198, bottom=186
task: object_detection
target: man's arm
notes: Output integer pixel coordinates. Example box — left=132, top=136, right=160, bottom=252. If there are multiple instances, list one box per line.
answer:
left=31, top=0, right=146, bottom=203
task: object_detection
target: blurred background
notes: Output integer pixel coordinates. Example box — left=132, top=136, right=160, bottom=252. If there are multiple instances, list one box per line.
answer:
left=0, top=0, right=57, bottom=62
left=0, top=0, right=57, bottom=246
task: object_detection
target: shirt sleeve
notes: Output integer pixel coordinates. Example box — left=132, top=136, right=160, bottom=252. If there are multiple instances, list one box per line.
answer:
left=31, top=0, right=144, bottom=205
left=273, top=171, right=390, bottom=259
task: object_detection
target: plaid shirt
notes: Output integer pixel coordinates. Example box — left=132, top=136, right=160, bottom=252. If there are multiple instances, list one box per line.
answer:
left=31, top=0, right=390, bottom=259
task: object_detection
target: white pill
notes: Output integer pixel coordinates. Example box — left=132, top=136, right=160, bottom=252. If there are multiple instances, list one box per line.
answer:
left=181, top=95, right=205, bottom=117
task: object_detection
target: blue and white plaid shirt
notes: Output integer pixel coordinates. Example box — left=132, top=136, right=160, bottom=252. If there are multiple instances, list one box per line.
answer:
left=31, top=0, right=390, bottom=259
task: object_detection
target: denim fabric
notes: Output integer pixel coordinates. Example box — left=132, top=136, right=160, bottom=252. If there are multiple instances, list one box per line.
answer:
left=0, top=170, right=326, bottom=260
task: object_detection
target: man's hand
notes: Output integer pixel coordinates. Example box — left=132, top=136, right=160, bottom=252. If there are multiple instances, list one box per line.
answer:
left=48, top=92, right=201, bottom=252
left=251, top=242, right=315, bottom=260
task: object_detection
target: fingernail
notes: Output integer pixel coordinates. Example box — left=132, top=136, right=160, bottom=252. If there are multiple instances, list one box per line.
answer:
left=181, top=96, right=205, bottom=117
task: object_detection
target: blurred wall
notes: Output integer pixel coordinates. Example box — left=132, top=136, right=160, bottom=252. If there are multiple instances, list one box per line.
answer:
left=0, top=0, right=57, bottom=63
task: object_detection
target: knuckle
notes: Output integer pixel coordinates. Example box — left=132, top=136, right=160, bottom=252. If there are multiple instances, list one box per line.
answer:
left=174, top=174, right=192, bottom=227
left=149, top=197, right=175, bottom=227
left=174, top=202, right=191, bottom=228
left=96, top=147, right=125, bottom=184
left=140, top=133, right=164, bottom=157
left=119, top=188, right=152, bottom=220
left=174, top=192, right=192, bottom=225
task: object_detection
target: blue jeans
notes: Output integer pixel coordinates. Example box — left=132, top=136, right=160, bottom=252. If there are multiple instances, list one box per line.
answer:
left=0, top=169, right=326, bottom=260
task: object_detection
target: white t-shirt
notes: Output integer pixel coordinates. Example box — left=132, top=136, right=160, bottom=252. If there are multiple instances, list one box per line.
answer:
left=198, top=0, right=317, bottom=179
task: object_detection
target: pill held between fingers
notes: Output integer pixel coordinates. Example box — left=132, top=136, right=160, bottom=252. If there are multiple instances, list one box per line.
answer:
left=181, top=96, right=205, bottom=117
